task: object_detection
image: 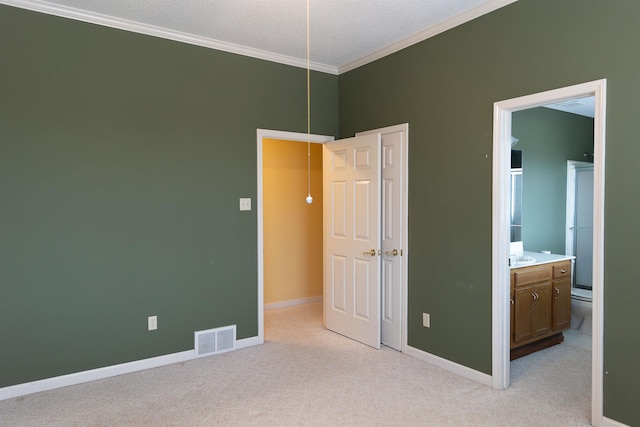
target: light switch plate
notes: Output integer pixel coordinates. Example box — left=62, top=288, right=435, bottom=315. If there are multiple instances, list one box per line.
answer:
left=148, top=315, right=157, bottom=331
left=422, top=313, right=430, bottom=328
left=239, top=198, right=251, bottom=211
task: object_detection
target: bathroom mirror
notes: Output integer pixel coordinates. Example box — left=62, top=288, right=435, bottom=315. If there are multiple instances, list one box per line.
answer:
left=510, top=150, right=522, bottom=242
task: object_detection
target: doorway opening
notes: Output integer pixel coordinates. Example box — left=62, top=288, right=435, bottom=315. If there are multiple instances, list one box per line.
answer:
left=256, top=129, right=334, bottom=343
left=262, top=138, right=324, bottom=311
left=492, top=79, right=606, bottom=423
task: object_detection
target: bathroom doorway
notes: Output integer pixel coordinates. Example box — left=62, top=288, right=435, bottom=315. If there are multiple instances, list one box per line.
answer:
left=492, top=79, right=606, bottom=423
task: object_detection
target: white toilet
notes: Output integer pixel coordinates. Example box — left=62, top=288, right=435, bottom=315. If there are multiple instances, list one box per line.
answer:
left=570, top=287, right=592, bottom=336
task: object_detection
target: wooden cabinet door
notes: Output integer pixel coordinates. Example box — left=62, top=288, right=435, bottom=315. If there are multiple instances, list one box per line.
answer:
left=513, top=281, right=552, bottom=343
left=552, top=278, right=572, bottom=331
left=510, top=287, right=515, bottom=348
left=513, top=285, right=535, bottom=343
left=532, top=282, right=552, bottom=337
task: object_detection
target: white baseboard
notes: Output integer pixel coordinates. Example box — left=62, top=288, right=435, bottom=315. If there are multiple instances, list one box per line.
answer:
left=404, top=344, right=493, bottom=387
left=601, top=417, right=630, bottom=427
left=0, top=336, right=261, bottom=401
left=264, top=295, right=322, bottom=311
left=236, top=335, right=261, bottom=349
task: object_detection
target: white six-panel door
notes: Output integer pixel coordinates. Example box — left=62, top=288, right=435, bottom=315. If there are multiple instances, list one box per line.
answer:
left=323, top=134, right=381, bottom=349
left=358, top=127, right=405, bottom=351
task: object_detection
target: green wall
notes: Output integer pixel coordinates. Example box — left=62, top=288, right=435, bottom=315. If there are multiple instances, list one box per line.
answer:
left=0, top=6, right=338, bottom=387
left=338, top=0, right=640, bottom=424
left=513, top=107, right=594, bottom=253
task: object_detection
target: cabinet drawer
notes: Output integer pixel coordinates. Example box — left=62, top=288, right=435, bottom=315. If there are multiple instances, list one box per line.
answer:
left=513, top=267, right=551, bottom=287
left=553, top=262, right=571, bottom=279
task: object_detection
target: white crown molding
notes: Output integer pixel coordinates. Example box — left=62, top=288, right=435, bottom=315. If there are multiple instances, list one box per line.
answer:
left=338, top=0, right=519, bottom=74
left=3, top=0, right=518, bottom=76
left=0, top=0, right=339, bottom=75
left=2, top=0, right=518, bottom=76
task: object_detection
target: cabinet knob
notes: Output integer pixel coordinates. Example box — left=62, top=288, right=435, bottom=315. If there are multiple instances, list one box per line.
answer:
left=560, top=269, right=567, bottom=274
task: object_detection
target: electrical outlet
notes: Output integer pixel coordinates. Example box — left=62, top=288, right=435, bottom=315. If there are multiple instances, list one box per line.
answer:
left=148, top=315, right=157, bottom=331
left=239, top=198, right=251, bottom=211
left=422, top=313, right=430, bottom=328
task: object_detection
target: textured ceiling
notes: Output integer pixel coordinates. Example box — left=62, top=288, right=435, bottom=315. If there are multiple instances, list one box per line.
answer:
left=4, top=0, right=517, bottom=73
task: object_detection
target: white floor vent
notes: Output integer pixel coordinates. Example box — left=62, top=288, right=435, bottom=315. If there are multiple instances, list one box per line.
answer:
left=194, top=325, right=236, bottom=358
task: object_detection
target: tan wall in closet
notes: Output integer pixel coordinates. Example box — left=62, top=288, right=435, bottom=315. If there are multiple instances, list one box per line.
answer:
left=263, top=139, right=323, bottom=305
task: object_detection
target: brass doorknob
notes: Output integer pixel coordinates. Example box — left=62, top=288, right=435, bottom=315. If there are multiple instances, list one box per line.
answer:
left=363, top=249, right=377, bottom=256
left=385, top=249, right=399, bottom=256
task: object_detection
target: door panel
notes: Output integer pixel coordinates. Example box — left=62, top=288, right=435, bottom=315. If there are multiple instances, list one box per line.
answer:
left=331, top=255, right=347, bottom=312
left=331, top=181, right=347, bottom=238
left=354, top=258, right=371, bottom=319
left=324, top=134, right=381, bottom=349
left=355, top=180, right=372, bottom=239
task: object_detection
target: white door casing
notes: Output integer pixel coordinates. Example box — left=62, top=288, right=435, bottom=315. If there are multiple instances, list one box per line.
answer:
left=358, top=126, right=406, bottom=351
left=323, top=133, right=382, bottom=349
left=492, top=79, right=606, bottom=425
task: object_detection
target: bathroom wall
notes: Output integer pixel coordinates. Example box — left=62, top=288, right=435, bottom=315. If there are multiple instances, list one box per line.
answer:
left=512, top=107, right=594, bottom=253
left=262, top=139, right=323, bottom=305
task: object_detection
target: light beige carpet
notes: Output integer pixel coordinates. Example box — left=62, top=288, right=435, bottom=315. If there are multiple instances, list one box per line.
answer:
left=0, top=302, right=591, bottom=426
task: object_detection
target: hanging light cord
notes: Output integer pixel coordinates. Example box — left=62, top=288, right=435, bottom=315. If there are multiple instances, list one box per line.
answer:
left=305, top=0, right=313, bottom=204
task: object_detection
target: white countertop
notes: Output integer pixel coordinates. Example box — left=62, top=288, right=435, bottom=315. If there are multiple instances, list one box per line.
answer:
left=510, top=251, right=575, bottom=269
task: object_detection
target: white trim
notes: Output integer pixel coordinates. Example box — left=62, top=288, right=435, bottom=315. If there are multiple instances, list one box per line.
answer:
left=264, top=296, right=323, bottom=311
left=3, top=0, right=517, bottom=76
left=235, top=336, right=261, bottom=350
left=601, top=417, right=631, bottom=427
left=0, top=0, right=338, bottom=75
left=404, top=345, right=493, bottom=387
left=0, top=350, right=194, bottom=401
left=256, top=129, right=335, bottom=345
left=492, top=79, right=606, bottom=425
left=0, top=336, right=262, bottom=401
left=492, top=99, right=513, bottom=390
left=338, top=0, right=519, bottom=74
left=356, top=123, right=409, bottom=353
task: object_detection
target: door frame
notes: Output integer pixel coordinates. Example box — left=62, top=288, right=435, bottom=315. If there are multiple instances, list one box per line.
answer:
left=256, top=129, right=334, bottom=343
left=257, top=125, right=409, bottom=352
left=492, top=79, right=606, bottom=423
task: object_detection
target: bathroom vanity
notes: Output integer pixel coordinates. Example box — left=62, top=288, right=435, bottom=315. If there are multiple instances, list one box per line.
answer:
left=510, top=252, right=574, bottom=360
